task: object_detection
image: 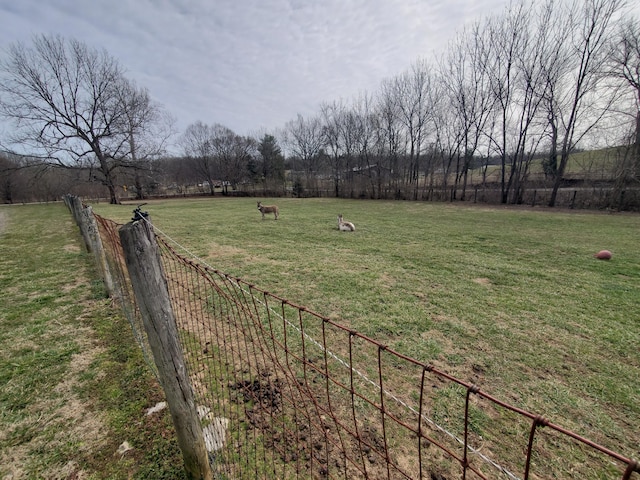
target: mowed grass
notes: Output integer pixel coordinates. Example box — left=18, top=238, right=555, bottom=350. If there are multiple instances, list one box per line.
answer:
left=93, top=196, right=640, bottom=476
left=0, top=204, right=186, bottom=479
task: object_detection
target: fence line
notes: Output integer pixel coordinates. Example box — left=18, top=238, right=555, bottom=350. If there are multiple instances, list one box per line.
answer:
left=64, top=195, right=639, bottom=479
left=153, top=221, right=524, bottom=480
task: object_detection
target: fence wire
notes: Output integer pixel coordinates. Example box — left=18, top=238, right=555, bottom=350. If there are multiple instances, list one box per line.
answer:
left=84, top=203, right=638, bottom=480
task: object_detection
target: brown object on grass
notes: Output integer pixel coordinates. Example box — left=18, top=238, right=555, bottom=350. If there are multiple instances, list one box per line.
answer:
left=594, top=250, right=612, bottom=260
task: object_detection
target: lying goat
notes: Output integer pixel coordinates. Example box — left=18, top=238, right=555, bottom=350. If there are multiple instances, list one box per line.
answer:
left=337, top=214, right=355, bottom=231
left=257, top=201, right=279, bottom=220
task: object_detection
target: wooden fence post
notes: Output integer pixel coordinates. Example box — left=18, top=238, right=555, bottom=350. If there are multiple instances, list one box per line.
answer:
left=119, top=218, right=213, bottom=480
left=68, top=195, right=92, bottom=252
left=83, top=205, right=116, bottom=297
left=65, top=195, right=115, bottom=297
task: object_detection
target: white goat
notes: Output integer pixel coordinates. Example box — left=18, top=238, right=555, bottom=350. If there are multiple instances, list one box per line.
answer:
left=337, top=214, right=355, bottom=231
left=257, top=201, right=279, bottom=220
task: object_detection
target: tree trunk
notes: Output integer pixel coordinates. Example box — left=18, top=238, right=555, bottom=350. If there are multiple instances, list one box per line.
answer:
left=135, top=172, right=144, bottom=200
left=549, top=150, right=570, bottom=207
left=107, top=183, right=119, bottom=204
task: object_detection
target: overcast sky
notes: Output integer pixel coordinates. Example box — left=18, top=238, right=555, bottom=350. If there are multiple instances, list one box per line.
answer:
left=0, top=0, right=636, bottom=143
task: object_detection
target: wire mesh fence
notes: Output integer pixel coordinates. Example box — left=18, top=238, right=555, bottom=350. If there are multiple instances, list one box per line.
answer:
left=66, top=196, right=638, bottom=479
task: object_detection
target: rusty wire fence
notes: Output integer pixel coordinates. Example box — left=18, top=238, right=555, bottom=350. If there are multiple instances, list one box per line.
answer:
left=69, top=197, right=638, bottom=480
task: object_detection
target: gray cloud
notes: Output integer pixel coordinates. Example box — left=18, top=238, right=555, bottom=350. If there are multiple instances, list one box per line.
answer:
left=6, top=0, right=617, bottom=140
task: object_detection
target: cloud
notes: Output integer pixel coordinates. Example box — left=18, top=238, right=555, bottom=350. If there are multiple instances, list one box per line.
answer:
left=2, top=0, right=588, bottom=141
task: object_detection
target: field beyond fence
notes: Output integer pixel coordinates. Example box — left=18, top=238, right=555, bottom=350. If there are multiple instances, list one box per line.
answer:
left=66, top=195, right=639, bottom=479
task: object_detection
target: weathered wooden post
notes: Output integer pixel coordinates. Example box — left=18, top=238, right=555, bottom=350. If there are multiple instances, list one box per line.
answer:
left=119, top=218, right=213, bottom=480
left=65, top=195, right=114, bottom=296
left=83, top=205, right=116, bottom=297
left=68, top=195, right=93, bottom=253
left=62, top=194, right=73, bottom=212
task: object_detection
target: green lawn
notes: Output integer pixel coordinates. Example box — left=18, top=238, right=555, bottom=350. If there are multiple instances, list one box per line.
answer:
left=93, top=196, right=640, bottom=476
left=0, top=203, right=186, bottom=479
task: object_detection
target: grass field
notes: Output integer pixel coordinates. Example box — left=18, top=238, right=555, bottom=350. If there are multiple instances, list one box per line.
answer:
left=92, top=196, right=640, bottom=476
left=2, top=198, right=638, bottom=478
left=0, top=204, right=186, bottom=479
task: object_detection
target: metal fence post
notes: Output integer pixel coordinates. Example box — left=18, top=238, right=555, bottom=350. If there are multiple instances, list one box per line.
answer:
left=119, top=218, right=213, bottom=480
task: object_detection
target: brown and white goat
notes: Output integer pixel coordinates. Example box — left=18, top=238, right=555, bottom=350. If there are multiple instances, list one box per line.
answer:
left=337, top=214, right=355, bottom=231
left=257, top=201, right=279, bottom=220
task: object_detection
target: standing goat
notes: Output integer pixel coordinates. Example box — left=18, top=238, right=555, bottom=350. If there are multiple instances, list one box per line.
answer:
left=257, top=201, right=279, bottom=220
left=337, top=214, right=355, bottom=231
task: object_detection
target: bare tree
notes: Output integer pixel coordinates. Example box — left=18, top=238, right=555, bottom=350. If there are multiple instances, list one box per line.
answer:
left=283, top=114, right=326, bottom=194
left=0, top=34, right=166, bottom=204
left=117, top=80, right=175, bottom=200
left=320, top=97, right=378, bottom=198
left=210, top=124, right=255, bottom=193
left=482, top=3, right=552, bottom=204
left=537, top=0, right=574, bottom=183
left=546, top=0, right=625, bottom=207
left=375, top=80, right=406, bottom=195
left=320, top=100, right=347, bottom=197
left=440, top=22, right=495, bottom=201
left=429, top=70, right=463, bottom=199
left=180, top=121, right=218, bottom=195
left=393, top=59, right=434, bottom=198
left=349, top=92, right=380, bottom=198
left=609, top=16, right=640, bottom=162
left=340, top=107, right=363, bottom=198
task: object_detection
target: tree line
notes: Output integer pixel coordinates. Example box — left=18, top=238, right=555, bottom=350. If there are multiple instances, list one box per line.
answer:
left=1, top=0, right=639, bottom=208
